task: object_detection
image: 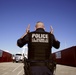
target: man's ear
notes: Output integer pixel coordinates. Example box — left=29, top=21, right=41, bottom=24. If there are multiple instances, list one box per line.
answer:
left=44, top=27, right=45, bottom=30
left=43, top=26, right=45, bottom=30
left=34, top=27, right=36, bottom=30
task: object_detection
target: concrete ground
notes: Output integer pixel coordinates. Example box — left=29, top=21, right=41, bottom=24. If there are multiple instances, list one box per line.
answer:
left=56, top=65, right=76, bottom=75
left=0, top=62, right=76, bottom=75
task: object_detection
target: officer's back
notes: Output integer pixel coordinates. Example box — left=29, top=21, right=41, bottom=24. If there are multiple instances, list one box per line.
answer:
left=28, top=28, right=52, bottom=61
left=17, top=21, right=60, bottom=75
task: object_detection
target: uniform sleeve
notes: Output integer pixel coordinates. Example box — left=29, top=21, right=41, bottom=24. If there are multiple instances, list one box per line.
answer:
left=52, top=34, right=60, bottom=49
left=17, top=34, right=29, bottom=48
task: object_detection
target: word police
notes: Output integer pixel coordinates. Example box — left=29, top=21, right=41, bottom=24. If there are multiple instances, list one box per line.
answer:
left=32, top=33, right=49, bottom=43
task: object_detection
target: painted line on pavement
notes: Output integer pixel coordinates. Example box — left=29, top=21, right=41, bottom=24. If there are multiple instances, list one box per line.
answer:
left=17, top=69, right=23, bottom=75
left=12, top=64, right=22, bottom=72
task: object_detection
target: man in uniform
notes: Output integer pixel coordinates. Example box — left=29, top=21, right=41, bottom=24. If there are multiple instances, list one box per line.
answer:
left=17, top=21, right=60, bottom=75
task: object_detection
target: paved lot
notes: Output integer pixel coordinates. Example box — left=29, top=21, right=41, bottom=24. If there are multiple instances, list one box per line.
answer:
left=0, top=62, right=76, bottom=75
left=0, top=62, right=24, bottom=75
left=56, top=65, right=76, bottom=75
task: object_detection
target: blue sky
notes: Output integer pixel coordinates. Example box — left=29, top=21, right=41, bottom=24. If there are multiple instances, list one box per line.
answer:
left=0, top=0, right=76, bottom=54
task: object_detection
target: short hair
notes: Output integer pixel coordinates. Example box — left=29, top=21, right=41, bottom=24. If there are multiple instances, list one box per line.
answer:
left=36, top=21, right=43, bottom=25
left=35, top=21, right=44, bottom=29
left=35, top=21, right=44, bottom=27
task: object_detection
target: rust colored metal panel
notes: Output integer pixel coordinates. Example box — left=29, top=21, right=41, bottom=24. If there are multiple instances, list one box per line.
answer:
left=61, top=46, right=76, bottom=66
left=0, top=50, right=12, bottom=62
left=52, top=46, right=76, bottom=67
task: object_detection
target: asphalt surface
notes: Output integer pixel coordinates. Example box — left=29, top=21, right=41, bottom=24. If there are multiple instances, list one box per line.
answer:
left=0, top=62, right=76, bottom=75
left=0, top=62, right=24, bottom=75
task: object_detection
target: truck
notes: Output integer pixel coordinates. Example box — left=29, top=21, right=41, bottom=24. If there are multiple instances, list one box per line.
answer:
left=15, top=53, right=23, bottom=63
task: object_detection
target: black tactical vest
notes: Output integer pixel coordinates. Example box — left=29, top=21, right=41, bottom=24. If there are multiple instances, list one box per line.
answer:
left=28, top=32, right=53, bottom=60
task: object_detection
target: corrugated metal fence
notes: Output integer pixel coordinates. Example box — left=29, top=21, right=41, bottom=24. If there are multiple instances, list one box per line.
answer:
left=0, top=49, right=12, bottom=62
left=52, top=46, right=76, bottom=67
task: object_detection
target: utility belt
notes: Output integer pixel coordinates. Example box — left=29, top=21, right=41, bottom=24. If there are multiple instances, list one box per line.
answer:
left=24, top=58, right=55, bottom=67
left=29, top=60, right=49, bottom=66
left=23, top=57, right=56, bottom=75
left=30, top=62, right=46, bottom=66
left=25, top=59, right=52, bottom=65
